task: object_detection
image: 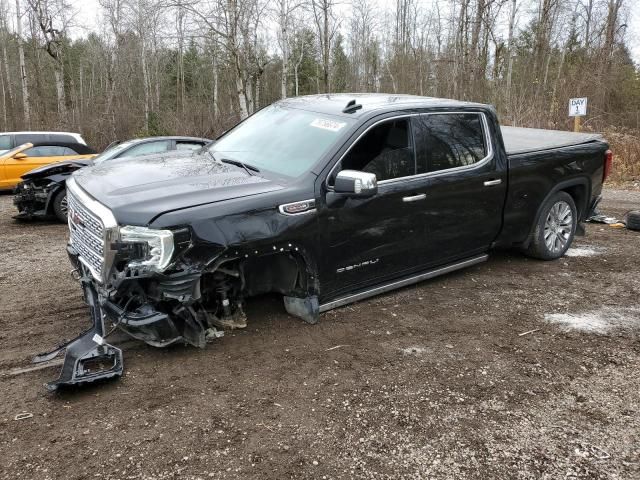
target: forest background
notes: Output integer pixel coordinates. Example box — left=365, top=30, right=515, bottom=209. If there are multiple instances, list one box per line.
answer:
left=1, top=0, right=639, bottom=182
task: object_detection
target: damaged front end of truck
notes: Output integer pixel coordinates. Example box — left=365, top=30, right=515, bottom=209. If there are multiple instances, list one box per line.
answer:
left=37, top=178, right=320, bottom=391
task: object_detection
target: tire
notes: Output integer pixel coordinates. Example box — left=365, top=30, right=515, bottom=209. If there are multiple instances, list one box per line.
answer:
left=52, top=189, right=69, bottom=223
left=626, top=210, right=640, bottom=231
left=525, top=191, right=577, bottom=260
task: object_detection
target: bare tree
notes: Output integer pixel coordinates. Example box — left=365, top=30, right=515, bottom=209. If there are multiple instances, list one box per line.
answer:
left=27, top=0, right=74, bottom=124
left=350, top=0, right=377, bottom=91
left=275, top=0, right=302, bottom=98
left=505, top=0, right=517, bottom=107
left=15, top=0, right=31, bottom=128
left=99, top=0, right=125, bottom=139
left=172, top=0, right=263, bottom=119
left=0, top=0, right=636, bottom=145
left=311, top=0, right=338, bottom=93
left=0, top=0, right=14, bottom=129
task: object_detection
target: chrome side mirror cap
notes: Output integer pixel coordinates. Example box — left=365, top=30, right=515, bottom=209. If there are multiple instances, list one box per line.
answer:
left=334, top=170, right=378, bottom=197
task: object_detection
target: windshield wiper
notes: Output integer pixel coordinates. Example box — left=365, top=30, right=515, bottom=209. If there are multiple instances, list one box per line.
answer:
left=206, top=150, right=260, bottom=176
left=219, top=158, right=260, bottom=176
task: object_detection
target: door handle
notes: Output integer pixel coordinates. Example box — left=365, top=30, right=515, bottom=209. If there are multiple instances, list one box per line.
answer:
left=483, top=179, right=502, bottom=187
left=402, top=193, right=427, bottom=203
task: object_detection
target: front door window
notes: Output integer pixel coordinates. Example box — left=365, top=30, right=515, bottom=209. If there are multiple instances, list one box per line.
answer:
left=335, top=118, right=416, bottom=182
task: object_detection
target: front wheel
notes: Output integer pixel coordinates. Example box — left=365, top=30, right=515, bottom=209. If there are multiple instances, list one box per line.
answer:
left=525, top=191, right=577, bottom=260
left=52, top=189, right=68, bottom=223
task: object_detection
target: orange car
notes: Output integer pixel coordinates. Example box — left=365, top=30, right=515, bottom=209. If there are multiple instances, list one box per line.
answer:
left=0, top=142, right=96, bottom=190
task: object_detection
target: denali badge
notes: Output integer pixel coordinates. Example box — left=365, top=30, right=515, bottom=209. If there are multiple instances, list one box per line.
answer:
left=278, top=199, right=316, bottom=216
left=337, top=258, right=379, bottom=273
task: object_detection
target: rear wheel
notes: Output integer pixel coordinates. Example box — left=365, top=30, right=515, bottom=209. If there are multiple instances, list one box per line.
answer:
left=525, top=191, right=577, bottom=260
left=52, top=189, right=68, bottom=223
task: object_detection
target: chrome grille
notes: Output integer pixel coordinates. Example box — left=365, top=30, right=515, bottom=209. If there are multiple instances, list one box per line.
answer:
left=68, top=189, right=105, bottom=278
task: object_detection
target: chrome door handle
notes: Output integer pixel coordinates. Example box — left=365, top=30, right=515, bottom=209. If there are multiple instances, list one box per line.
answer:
left=484, top=179, right=502, bottom=186
left=402, top=193, right=427, bottom=203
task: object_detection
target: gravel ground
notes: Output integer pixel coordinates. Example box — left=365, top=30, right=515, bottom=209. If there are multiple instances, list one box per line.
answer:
left=0, top=189, right=639, bottom=480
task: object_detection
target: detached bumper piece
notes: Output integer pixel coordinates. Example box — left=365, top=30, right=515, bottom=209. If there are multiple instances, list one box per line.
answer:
left=35, top=281, right=123, bottom=392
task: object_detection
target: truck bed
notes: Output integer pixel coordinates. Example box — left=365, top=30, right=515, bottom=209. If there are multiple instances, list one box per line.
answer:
left=501, top=126, right=603, bottom=155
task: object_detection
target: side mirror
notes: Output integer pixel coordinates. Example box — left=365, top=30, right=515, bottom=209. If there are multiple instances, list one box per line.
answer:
left=13, top=152, right=27, bottom=160
left=334, top=170, right=378, bottom=197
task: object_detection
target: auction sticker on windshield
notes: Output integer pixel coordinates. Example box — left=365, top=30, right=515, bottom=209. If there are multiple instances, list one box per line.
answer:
left=310, top=118, right=347, bottom=132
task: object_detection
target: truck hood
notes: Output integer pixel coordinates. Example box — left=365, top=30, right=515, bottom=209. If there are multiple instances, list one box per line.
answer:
left=73, top=151, right=283, bottom=225
left=22, top=159, right=93, bottom=180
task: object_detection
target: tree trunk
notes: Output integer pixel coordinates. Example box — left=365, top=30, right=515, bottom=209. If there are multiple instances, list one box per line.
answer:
left=176, top=8, right=185, bottom=114
left=54, top=66, right=68, bottom=122
left=506, top=0, right=516, bottom=108
left=141, top=38, right=150, bottom=130
left=323, top=3, right=329, bottom=92
left=1, top=32, right=13, bottom=109
left=79, top=67, right=84, bottom=118
left=0, top=60, right=6, bottom=130
left=212, top=54, right=219, bottom=117
left=280, top=0, right=288, bottom=99
left=16, top=0, right=31, bottom=128
left=584, top=0, right=594, bottom=49
left=470, top=0, right=485, bottom=85
left=294, top=33, right=304, bottom=97
left=600, top=0, right=623, bottom=107
left=386, top=61, right=397, bottom=93
left=255, top=76, right=261, bottom=108
left=236, top=73, right=249, bottom=120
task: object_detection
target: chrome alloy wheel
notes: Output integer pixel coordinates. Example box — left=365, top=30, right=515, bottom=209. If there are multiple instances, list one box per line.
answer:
left=544, top=200, right=573, bottom=253
left=60, top=194, right=69, bottom=216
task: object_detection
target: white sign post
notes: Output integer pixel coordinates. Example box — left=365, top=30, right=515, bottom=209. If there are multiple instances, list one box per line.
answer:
left=569, top=97, right=587, bottom=132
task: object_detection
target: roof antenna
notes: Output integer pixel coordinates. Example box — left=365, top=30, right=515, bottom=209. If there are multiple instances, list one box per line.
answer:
left=342, top=99, right=362, bottom=114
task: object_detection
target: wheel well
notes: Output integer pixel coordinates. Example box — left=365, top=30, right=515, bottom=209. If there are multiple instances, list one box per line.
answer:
left=561, top=184, right=587, bottom=220
left=240, top=251, right=312, bottom=298
left=521, top=180, right=589, bottom=249
left=46, top=185, right=66, bottom=214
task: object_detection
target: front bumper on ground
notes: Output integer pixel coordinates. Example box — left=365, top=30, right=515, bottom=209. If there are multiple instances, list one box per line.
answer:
left=37, top=246, right=212, bottom=391
left=34, top=277, right=124, bottom=391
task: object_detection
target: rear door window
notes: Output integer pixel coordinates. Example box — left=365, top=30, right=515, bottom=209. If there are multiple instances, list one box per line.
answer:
left=412, top=113, right=488, bottom=174
left=0, top=135, right=11, bottom=150
left=121, top=140, right=171, bottom=157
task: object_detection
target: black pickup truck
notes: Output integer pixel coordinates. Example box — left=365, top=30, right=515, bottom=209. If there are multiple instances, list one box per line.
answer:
left=41, top=94, right=612, bottom=390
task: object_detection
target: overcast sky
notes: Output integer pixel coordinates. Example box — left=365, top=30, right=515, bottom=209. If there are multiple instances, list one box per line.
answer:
left=71, top=0, right=640, bottom=64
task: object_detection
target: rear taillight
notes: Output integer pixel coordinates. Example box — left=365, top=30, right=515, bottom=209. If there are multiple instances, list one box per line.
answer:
left=603, top=149, right=613, bottom=182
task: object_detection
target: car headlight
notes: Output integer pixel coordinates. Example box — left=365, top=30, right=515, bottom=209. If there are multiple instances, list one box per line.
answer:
left=119, top=226, right=174, bottom=271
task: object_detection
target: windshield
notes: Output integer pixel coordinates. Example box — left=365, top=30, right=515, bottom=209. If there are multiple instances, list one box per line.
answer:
left=0, top=143, right=30, bottom=159
left=93, top=140, right=137, bottom=164
left=210, top=104, right=355, bottom=177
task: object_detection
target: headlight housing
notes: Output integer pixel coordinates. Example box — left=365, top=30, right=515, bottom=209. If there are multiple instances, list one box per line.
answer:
left=119, top=226, right=174, bottom=271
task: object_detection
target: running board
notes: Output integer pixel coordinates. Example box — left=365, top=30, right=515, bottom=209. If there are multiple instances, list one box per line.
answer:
left=319, top=254, right=489, bottom=313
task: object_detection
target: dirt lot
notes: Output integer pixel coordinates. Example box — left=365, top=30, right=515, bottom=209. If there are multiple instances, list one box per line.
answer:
left=0, top=189, right=639, bottom=480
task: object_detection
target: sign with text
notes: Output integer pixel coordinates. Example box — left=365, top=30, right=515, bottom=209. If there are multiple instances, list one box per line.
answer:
left=569, top=97, right=587, bottom=117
